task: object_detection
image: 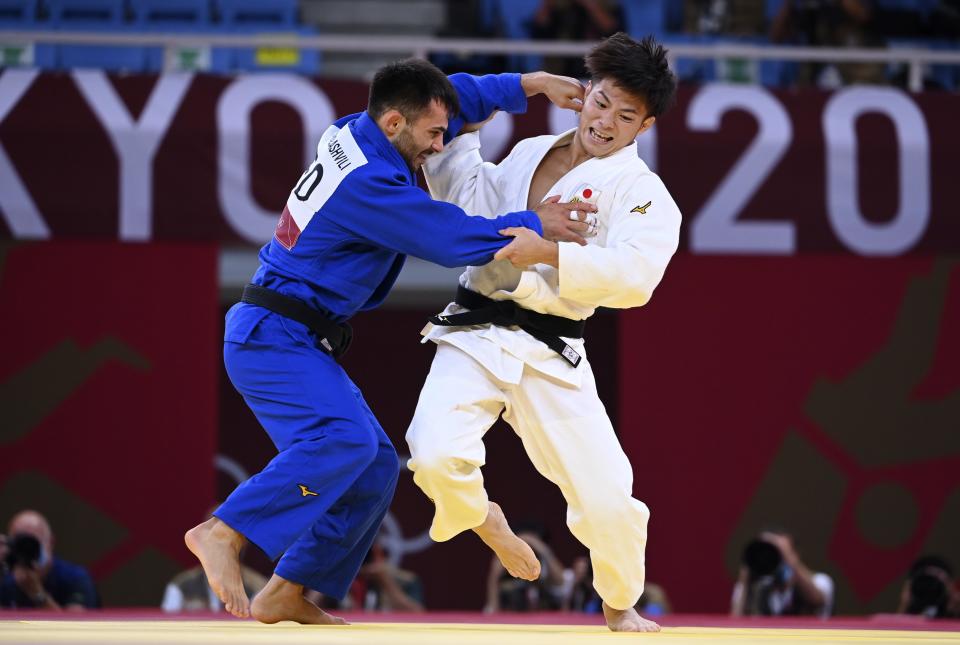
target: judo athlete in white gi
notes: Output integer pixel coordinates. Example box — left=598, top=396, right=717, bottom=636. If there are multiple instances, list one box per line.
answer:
left=405, top=34, right=681, bottom=632
left=184, top=60, right=595, bottom=625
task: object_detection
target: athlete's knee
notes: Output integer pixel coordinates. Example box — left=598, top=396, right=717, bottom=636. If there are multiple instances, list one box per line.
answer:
left=301, top=423, right=381, bottom=469
left=409, top=442, right=479, bottom=481
left=582, top=496, right=650, bottom=530
left=375, top=443, right=401, bottom=491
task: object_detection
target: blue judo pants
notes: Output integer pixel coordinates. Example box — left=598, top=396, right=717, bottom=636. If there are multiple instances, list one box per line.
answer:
left=216, top=312, right=400, bottom=599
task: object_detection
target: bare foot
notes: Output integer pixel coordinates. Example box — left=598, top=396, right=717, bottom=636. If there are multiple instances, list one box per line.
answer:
left=472, top=501, right=540, bottom=581
left=251, top=575, right=349, bottom=625
left=603, top=602, right=661, bottom=632
left=184, top=517, right=249, bottom=618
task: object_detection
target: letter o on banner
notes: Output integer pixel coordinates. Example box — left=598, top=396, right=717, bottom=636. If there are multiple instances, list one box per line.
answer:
left=823, top=87, right=930, bottom=256
left=217, top=75, right=334, bottom=243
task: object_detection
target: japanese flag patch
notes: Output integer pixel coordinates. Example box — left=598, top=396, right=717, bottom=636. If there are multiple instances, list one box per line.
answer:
left=569, top=183, right=601, bottom=205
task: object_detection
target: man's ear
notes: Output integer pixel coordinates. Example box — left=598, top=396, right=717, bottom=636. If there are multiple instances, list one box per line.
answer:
left=379, top=109, right=406, bottom=139
left=638, top=115, right=656, bottom=135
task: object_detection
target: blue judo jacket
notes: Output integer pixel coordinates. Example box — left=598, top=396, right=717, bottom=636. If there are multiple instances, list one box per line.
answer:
left=226, top=72, right=536, bottom=342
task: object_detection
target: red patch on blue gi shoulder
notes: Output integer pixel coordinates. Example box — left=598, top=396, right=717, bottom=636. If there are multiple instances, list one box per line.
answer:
left=275, top=205, right=301, bottom=250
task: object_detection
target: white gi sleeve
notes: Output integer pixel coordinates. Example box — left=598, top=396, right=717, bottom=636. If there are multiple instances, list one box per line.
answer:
left=557, top=174, right=681, bottom=309
left=422, top=131, right=489, bottom=214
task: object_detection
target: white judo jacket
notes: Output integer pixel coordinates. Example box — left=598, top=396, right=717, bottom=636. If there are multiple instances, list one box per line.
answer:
left=421, top=129, right=682, bottom=387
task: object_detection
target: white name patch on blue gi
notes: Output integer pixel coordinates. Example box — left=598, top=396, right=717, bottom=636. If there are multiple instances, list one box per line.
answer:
left=276, top=125, right=368, bottom=250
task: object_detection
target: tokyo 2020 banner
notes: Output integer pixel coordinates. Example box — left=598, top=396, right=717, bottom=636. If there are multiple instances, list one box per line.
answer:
left=1, top=69, right=958, bottom=255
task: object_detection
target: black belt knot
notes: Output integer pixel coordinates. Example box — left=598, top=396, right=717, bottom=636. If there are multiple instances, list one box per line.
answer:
left=241, top=284, right=353, bottom=358
left=429, top=286, right=585, bottom=367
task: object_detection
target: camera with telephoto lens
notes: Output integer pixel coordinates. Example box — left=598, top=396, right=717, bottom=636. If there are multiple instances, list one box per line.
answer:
left=741, top=537, right=794, bottom=616
left=742, top=538, right=786, bottom=583
left=4, top=533, right=42, bottom=570
left=906, top=556, right=953, bottom=618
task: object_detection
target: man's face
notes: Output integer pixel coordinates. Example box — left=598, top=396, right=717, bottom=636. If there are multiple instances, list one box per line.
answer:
left=576, top=79, right=654, bottom=158
left=393, top=99, right=448, bottom=172
left=8, top=512, right=53, bottom=566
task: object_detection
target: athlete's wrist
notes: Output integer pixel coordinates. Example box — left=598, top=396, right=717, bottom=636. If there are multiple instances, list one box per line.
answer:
left=540, top=240, right=560, bottom=268
left=520, top=71, right=548, bottom=97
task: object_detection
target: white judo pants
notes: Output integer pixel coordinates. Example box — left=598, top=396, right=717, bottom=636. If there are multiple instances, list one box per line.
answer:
left=405, top=343, right=649, bottom=610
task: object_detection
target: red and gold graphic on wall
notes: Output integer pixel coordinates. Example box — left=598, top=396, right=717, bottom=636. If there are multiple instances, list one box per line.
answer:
left=0, top=241, right=219, bottom=606
left=620, top=256, right=960, bottom=614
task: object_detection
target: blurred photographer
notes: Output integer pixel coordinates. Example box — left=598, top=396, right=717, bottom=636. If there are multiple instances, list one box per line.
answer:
left=0, top=510, right=98, bottom=610
left=897, top=555, right=959, bottom=619
left=769, top=0, right=885, bottom=86
left=731, top=531, right=834, bottom=618
left=483, top=521, right=567, bottom=613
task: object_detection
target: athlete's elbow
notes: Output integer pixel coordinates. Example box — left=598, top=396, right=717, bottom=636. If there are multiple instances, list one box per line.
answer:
left=628, top=274, right=657, bottom=303
left=611, top=285, right=652, bottom=309
left=597, top=271, right=655, bottom=309
left=622, top=259, right=667, bottom=306
left=430, top=250, right=473, bottom=268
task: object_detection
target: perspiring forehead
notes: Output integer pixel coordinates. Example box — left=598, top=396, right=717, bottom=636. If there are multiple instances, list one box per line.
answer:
left=588, top=80, right=648, bottom=119
left=409, top=99, right=449, bottom=134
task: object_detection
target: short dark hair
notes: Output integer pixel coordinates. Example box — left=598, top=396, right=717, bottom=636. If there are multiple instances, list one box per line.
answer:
left=909, top=555, right=953, bottom=578
left=368, top=58, right=460, bottom=122
left=584, top=33, right=677, bottom=118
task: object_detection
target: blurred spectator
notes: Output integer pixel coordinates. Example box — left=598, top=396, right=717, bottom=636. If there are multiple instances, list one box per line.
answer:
left=875, top=0, right=959, bottom=90
left=731, top=530, right=834, bottom=618
left=927, top=0, right=960, bottom=37
left=770, top=0, right=886, bottom=86
left=353, top=541, right=424, bottom=612
left=0, top=510, right=98, bottom=610
left=568, top=555, right=598, bottom=611
left=529, top=0, right=625, bottom=76
left=484, top=522, right=567, bottom=612
left=162, top=507, right=266, bottom=613
left=301, top=541, right=424, bottom=612
left=684, top=0, right=766, bottom=35
left=873, top=0, right=930, bottom=38
left=161, top=562, right=266, bottom=612
left=682, top=0, right=767, bottom=82
left=567, top=555, right=671, bottom=615
left=433, top=0, right=508, bottom=74
left=897, top=555, right=959, bottom=618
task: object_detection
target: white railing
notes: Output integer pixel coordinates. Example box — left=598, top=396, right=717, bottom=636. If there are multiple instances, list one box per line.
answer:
left=2, top=30, right=959, bottom=91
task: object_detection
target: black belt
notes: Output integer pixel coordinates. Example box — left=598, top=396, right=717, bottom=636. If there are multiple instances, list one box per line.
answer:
left=241, top=284, right=353, bottom=358
left=429, top=286, right=585, bottom=367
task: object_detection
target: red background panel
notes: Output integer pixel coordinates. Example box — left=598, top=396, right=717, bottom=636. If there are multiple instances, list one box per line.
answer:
left=621, top=255, right=960, bottom=613
left=0, top=241, right=219, bottom=603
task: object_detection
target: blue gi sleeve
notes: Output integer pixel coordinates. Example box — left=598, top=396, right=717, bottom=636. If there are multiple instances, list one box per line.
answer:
left=339, top=75, right=524, bottom=143
left=326, top=167, right=542, bottom=268
left=445, top=73, right=527, bottom=143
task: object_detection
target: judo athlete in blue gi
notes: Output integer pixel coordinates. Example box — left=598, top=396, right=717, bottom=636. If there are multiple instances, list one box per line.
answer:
left=184, top=59, right=592, bottom=624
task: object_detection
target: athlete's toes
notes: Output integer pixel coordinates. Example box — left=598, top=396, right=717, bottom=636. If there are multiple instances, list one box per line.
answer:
left=529, top=561, right=542, bottom=580
left=234, top=594, right=250, bottom=618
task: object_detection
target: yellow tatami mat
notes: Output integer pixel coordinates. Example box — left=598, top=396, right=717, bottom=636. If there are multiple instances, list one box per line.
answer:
left=2, top=621, right=959, bottom=645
